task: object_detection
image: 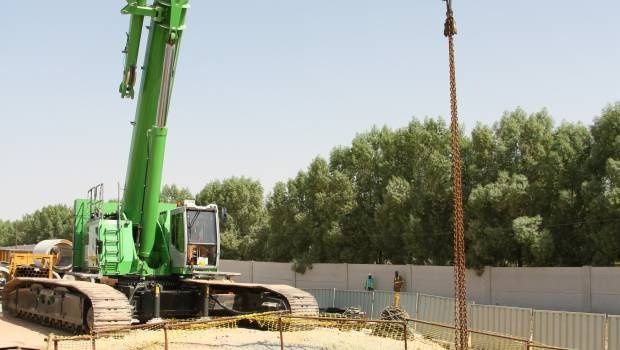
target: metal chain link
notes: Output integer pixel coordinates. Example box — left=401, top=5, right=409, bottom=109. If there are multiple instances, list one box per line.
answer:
left=443, top=1, right=468, bottom=349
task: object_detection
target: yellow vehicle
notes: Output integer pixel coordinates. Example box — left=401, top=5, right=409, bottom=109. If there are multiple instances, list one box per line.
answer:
left=0, top=253, right=57, bottom=300
left=0, top=239, right=72, bottom=293
left=8, top=253, right=58, bottom=280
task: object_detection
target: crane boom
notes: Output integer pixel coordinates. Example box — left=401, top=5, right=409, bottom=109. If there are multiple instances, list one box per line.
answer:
left=120, top=0, right=188, bottom=265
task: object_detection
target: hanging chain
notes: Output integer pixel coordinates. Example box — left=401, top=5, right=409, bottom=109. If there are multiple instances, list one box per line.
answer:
left=443, top=1, right=468, bottom=349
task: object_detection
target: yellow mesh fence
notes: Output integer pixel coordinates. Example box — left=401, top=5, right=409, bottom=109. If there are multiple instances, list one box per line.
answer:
left=411, top=320, right=529, bottom=350
left=48, top=313, right=569, bottom=350
left=528, top=345, right=572, bottom=350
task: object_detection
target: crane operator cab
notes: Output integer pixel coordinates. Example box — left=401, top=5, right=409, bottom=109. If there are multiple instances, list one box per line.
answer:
left=168, top=200, right=221, bottom=276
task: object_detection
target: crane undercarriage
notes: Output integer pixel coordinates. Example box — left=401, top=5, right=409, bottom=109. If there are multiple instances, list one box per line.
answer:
left=3, top=277, right=318, bottom=332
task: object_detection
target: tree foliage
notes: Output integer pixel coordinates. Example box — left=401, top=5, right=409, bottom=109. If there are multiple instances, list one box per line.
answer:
left=196, top=177, right=267, bottom=260
left=264, top=157, right=354, bottom=271
left=257, top=103, right=620, bottom=267
left=0, top=205, right=73, bottom=246
left=3, top=103, right=620, bottom=268
left=160, top=184, right=194, bottom=203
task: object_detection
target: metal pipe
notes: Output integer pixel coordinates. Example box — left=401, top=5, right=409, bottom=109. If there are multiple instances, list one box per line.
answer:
left=203, top=285, right=210, bottom=317
left=154, top=284, right=161, bottom=319
left=33, top=239, right=73, bottom=272
left=156, top=43, right=175, bottom=128
left=278, top=316, right=284, bottom=350
left=137, top=127, right=167, bottom=262
left=163, top=324, right=169, bottom=350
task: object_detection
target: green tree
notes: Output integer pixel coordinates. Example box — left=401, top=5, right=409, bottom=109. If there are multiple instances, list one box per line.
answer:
left=581, top=103, right=620, bottom=264
left=467, top=124, right=500, bottom=185
left=375, top=176, right=415, bottom=264
left=512, top=215, right=553, bottom=266
left=15, top=205, right=73, bottom=244
left=465, top=109, right=596, bottom=266
left=467, top=172, right=532, bottom=267
left=263, top=182, right=298, bottom=262
left=4, top=102, right=619, bottom=268
left=196, top=177, right=266, bottom=259
left=330, top=118, right=460, bottom=265
left=160, top=184, right=194, bottom=203
left=392, top=118, right=456, bottom=265
left=265, top=157, right=354, bottom=271
left=329, top=127, right=395, bottom=263
left=544, top=122, right=592, bottom=265
left=0, top=220, right=16, bottom=247
left=492, top=109, right=555, bottom=214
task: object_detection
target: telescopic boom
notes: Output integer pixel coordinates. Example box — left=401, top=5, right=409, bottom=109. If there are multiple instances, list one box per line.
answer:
left=119, top=0, right=189, bottom=265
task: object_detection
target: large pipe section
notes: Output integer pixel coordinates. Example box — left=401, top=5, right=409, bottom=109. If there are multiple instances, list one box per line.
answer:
left=33, top=239, right=73, bottom=272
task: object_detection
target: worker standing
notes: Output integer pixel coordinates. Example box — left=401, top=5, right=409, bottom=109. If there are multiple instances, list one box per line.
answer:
left=393, top=271, right=405, bottom=307
left=393, top=271, right=404, bottom=292
left=365, top=274, right=375, bottom=291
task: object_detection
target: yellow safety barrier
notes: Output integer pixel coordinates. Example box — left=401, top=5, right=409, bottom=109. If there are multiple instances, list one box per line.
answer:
left=47, top=312, right=570, bottom=350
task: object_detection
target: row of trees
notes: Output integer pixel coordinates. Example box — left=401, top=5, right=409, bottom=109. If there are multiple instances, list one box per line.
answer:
left=0, top=205, right=73, bottom=247
left=191, top=103, right=620, bottom=269
left=2, top=103, right=618, bottom=269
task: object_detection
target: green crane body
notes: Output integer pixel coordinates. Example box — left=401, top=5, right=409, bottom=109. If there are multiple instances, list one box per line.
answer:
left=4, top=1, right=318, bottom=328
left=73, top=0, right=217, bottom=278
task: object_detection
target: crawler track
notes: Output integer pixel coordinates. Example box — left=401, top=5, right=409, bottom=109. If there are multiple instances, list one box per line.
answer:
left=184, top=279, right=319, bottom=316
left=2, top=278, right=132, bottom=332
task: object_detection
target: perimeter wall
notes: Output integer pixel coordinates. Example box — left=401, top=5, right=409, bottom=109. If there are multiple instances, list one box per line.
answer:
left=220, top=260, right=620, bottom=314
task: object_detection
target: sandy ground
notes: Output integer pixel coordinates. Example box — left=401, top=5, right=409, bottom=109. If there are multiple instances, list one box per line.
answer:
left=0, top=310, right=67, bottom=349
left=92, top=328, right=444, bottom=350
left=0, top=305, right=443, bottom=350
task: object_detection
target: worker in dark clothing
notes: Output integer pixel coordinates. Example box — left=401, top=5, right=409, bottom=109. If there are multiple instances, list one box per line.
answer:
left=365, top=274, right=375, bottom=291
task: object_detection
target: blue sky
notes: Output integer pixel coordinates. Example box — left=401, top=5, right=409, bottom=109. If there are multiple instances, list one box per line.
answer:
left=1, top=1, right=618, bottom=219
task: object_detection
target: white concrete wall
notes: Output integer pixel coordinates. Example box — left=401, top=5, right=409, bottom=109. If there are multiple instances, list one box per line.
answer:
left=219, top=260, right=252, bottom=282
left=252, top=261, right=295, bottom=285
left=220, top=260, right=620, bottom=314
left=389, top=265, right=491, bottom=304
left=296, top=263, right=347, bottom=289
left=466, top=268, right=491, bottom=305
left=491, top=267, right=584, bottom=312
left=346, top=263, right=410, bottom=291
left=411, top=265, right=453, bottom=296
left=591, top=267, right=620, bottom=314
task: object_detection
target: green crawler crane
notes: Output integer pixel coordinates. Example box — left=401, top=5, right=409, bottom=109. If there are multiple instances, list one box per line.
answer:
left=3, top=0, right=318, bottom=331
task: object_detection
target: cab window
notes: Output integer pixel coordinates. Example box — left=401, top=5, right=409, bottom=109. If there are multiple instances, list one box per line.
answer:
left=171, top=212, right=185, bottom=251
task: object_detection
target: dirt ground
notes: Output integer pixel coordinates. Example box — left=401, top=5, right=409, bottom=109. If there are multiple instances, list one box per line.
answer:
left=0, top=309, right=67, bottom=349
left=0, top=306, right=442, bottom=350
left=91, top=328, right=444, bottom=350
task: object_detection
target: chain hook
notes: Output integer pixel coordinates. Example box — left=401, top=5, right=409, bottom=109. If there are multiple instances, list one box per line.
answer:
left=442, top=1, right=467, bottom=349
left=443, top=0, right=457, bottom=37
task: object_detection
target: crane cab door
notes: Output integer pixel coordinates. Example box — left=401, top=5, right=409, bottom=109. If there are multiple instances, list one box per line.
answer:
left=169, top=205, right=220, bottom=274
left=86, top=221, right=100, bottom=269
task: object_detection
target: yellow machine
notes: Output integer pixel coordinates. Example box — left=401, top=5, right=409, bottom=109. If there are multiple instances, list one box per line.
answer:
left=0, top=253, right=58, bottom=298
left=8, top=253, right=57, bottom=280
